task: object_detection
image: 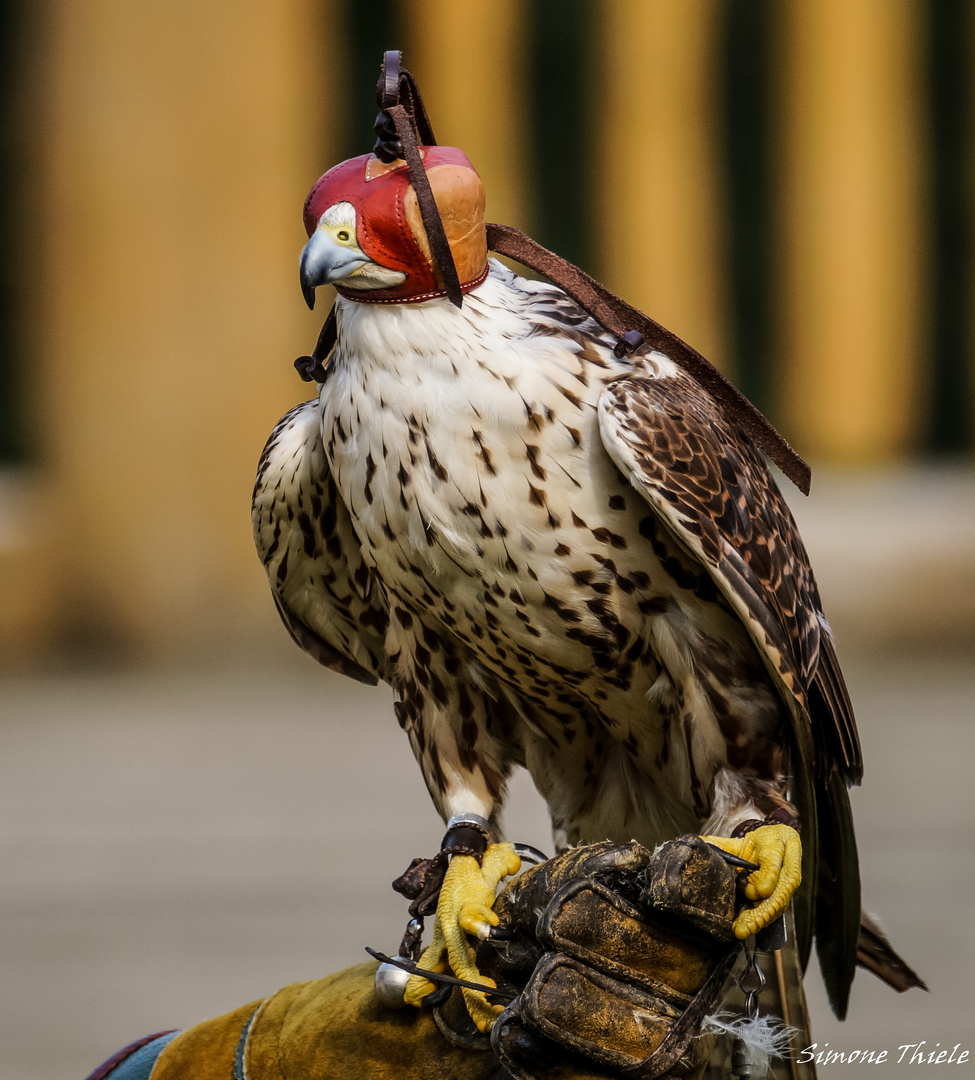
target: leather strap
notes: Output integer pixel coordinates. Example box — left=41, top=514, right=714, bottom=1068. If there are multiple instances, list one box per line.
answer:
left=372, top=51, right=463, bottom=308
left=620, top=948, right=738, bottom=1079
left=379, top=49, right=400, bottom=111
left=375, top=51, right=437, bottom=148
left=485, top=222, right=811, bottom=495
left=295, top=227, right=812, bottom=495
left=294, top=305, right=336, bottom=383
left=386, top=103, right=463, bottom=308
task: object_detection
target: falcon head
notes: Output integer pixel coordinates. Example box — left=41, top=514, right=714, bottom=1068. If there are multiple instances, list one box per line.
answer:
left=299, top=147, right=488, bottom=308
left=300, top=201, right=407, bottom=305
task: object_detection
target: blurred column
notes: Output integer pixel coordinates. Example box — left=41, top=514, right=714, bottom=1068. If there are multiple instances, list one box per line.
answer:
left=596, top=0, right=726, bottom=366
left=406, top=0, right=531, bottom=230
left=34, top=0, right=335, bottom=657
left=777, top=0, right=925, bottom=462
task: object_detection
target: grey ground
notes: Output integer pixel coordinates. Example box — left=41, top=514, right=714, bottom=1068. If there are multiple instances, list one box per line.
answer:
left=1, top=468, right=973, bottom=1079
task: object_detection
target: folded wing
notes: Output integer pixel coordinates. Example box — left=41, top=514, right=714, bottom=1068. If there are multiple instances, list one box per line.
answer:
left=598, top=360, right=862, bottom=1015
left=252, top=399, right=388, bottom=685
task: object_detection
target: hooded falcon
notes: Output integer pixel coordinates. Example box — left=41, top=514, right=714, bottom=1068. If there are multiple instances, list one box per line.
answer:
left=253, top=116, right=920, bottom=1034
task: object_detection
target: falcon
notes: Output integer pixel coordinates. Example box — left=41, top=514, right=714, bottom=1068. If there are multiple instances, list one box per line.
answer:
left=253, top=129, right=919, bottom=1034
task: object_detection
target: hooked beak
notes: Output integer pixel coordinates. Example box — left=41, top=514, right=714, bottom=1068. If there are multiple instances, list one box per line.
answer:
left=299, top=230, right=370, bottom=309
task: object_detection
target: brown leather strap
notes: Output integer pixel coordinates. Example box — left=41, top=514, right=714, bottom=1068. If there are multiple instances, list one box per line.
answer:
left=376, top=51, right=438, bottom=147
left=620, top=947, right=739, bottom=1079
left=294, top=304, right=336, bottom=383
left=372, top=52, right=463, bottom=308
left=379, top=49, right=401, bottom=111
left=486, top=222, right=812, bottom=495
left=387, top=103, right=463, bottom=308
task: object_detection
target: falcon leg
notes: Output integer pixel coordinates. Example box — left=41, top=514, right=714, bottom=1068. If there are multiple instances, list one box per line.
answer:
left=701, top=823, right=802, bottom=939
left=404, top=818, right=521, bottom=1032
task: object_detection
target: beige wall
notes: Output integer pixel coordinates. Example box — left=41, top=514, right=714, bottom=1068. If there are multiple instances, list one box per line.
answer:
left=14, top=0, right=337, bottom=660
left=777, top=0, right=925, bottom=461
left=597, top=0, right=726, bottom=366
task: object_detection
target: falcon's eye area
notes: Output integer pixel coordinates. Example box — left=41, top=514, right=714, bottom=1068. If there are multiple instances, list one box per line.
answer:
left=317, top=202, right=357, bottom=244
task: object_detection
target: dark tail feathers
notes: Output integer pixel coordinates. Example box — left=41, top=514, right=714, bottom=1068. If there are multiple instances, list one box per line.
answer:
left=857, top=910, right=928, bottom=993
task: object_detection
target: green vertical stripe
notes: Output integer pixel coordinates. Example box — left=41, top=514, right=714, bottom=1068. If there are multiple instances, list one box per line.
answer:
left=339, top=1, right=403, bottom=162
left=717, top=0, right=776, bottom=415
left=524, top=0, right=598, bottom=272
left=923, top=0, right=974, bottom=453
left=0, top=2, right=33, bottom=462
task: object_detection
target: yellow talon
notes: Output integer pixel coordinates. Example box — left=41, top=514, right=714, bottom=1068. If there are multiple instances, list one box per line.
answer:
left=404, top=842, right=521, bottom=1032
left=702, top=824, right=802, bottom=940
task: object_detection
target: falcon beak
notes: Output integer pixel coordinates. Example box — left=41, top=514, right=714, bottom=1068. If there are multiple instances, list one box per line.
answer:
left=299, top=230, right=369, bottom=310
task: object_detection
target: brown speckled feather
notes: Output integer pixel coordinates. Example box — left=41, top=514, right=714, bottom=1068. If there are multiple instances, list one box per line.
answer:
left=599, top=364, right=861, bottom=782
left=599, top=359, right=865, bottom=1009
left=252, top=399, right=388, bottom=685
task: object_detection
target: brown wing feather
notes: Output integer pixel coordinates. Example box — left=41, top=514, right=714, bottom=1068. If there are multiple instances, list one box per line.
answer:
left=599, top=360, right=870, bottom=1014
left=252, top=400, right=388, bottom=685
left=598, top=364, right=861, bottom=780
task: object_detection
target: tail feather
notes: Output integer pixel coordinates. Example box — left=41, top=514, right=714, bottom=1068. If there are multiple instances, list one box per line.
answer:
left=813, top=767, right=861, bottom=1019
left=857, top=910, right=928, bottom=993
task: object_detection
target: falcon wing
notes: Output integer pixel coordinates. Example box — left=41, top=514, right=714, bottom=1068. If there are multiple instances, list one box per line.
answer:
left=598, top=359, right=861, bottom=1014
left=252, top=400, right=388, bottom=685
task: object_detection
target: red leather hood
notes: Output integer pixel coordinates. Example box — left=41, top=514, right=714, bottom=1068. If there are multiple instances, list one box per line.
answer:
left=302, top=147, right=488, bottom=303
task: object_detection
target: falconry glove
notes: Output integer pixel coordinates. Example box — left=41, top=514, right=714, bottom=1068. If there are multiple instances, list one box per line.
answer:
left=467, top=838, right=743, bottom=1080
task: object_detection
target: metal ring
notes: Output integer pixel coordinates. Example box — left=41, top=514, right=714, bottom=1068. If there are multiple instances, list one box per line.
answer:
left=446, top=812, right=492, bottom=832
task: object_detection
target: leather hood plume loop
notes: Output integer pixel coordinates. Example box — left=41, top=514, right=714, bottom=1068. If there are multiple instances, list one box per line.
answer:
left=363, top=48, right=465, bottom=305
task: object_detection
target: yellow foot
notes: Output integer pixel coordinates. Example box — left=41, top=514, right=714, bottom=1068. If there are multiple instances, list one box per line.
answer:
left=702, top=824, right=802, bottom=940
left=404, top=841, right=521, bottom=1032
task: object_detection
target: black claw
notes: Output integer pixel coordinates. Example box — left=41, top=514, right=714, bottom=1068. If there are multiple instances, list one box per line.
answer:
left=705, top=842, right=760, bottom=872
left=425, top=983, right=453, bottom=1007
left=512, top=843, right=549, bottom=865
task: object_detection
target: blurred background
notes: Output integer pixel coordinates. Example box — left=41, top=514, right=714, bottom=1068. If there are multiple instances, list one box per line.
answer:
left=0, top=1, right=972, bottom=1077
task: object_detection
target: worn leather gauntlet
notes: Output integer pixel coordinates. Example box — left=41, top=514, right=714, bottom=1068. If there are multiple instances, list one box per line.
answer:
left=471, top=836, right=742, bottom=1080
